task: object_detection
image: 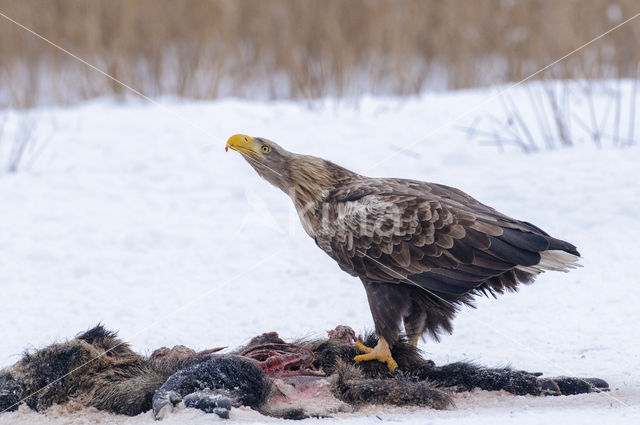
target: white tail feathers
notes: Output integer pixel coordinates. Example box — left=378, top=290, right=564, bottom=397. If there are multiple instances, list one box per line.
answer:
left=516, top=250, right=582, bottom=275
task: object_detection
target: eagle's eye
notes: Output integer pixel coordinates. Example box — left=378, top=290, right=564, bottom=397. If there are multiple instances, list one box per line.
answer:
left=261, top=144, right=271, bottom=154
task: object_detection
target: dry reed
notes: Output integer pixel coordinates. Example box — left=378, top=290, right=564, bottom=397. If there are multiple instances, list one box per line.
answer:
left=0, top=0, right=639, bottom=108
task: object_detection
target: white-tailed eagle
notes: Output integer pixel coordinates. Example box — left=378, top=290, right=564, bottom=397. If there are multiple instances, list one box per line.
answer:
left=226, top=135, right=580, bottom=370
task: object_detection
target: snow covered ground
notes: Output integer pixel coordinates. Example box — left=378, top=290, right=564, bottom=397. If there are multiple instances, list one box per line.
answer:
left=0, top=86, right=639, bottom=424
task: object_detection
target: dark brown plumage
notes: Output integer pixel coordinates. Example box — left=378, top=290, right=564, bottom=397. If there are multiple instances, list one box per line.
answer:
left=226, top=135, right=581, bottom=369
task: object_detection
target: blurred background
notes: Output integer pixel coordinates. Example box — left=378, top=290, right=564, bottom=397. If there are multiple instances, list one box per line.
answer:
left=1, top=0, right=639, bottom=108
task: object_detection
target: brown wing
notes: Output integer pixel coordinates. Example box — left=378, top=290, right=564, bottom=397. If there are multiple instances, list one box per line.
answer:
left=315, top=178, right=579, bottom=296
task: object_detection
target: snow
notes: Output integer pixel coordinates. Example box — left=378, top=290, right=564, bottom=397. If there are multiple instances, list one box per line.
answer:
left=1, top=86, right=639, bottom=423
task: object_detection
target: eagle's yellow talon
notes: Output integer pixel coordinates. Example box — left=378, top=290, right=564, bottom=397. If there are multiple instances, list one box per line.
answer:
left=354, top=341, right=373, bottom=353
left=353, top=337, right=398, bottom=371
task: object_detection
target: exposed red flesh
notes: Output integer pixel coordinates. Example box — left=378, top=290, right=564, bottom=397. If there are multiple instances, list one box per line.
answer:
left=240, top=338, right=324, bottom=377
left=327, top=325, right=360, bottom=344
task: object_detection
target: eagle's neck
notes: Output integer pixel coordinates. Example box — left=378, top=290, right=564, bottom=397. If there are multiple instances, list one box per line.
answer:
left=287, top=155, right=353, bottom=237
left=288, top=155, right=336, bottom=209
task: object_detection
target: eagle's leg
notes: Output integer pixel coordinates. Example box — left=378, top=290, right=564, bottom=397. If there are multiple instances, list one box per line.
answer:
left=354, top=337, right=398, bottom=371
left=357, top=281, right=413, bottom=371
left=403, top=301, right=427, bottom=348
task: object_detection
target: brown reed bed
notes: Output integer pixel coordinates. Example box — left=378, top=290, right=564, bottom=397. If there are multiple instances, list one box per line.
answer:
left=0, top=0, right=639, bottom=108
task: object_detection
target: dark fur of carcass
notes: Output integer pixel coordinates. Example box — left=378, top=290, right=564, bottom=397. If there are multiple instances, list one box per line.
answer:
left=0, top=325, right=609, bottom=420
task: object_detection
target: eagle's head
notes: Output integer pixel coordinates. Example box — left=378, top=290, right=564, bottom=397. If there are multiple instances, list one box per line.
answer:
left=226, top=134, right=350, bottom=218
left=225, top=134, right=293, bottom=192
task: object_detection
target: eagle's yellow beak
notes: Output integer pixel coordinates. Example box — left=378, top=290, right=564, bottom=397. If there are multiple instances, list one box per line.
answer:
left=225, top=134, right=264, bottom=159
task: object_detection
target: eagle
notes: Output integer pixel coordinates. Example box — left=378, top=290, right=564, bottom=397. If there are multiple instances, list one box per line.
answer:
left=225, top=134, right=580, bottom=371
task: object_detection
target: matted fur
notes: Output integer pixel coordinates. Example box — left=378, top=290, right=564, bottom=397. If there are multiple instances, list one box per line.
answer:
left=1, top=326, right=608, bottom=419
left=0, top=325, right=189, bottom=416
